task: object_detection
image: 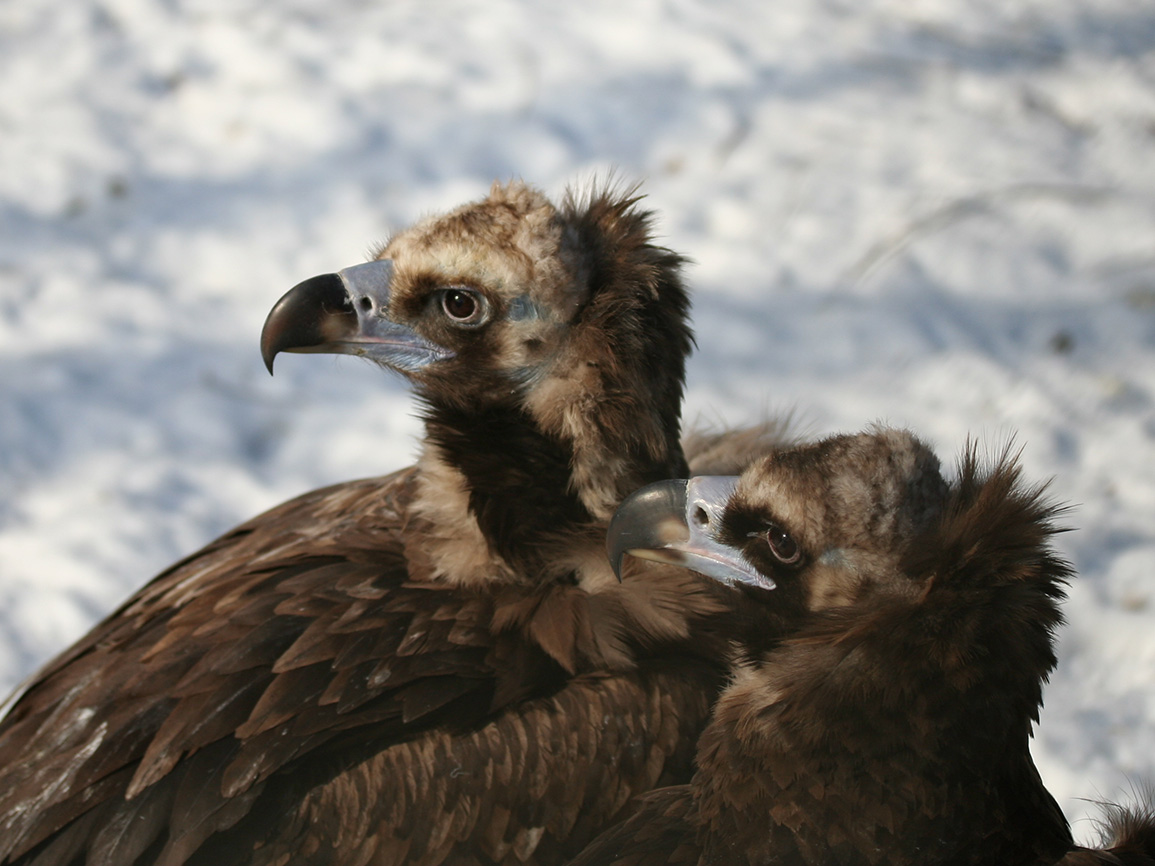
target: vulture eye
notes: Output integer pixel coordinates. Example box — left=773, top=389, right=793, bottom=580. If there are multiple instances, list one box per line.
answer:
left=763, top=524, right=801, bottom=565
left=440, top=289, right=487, bottom=326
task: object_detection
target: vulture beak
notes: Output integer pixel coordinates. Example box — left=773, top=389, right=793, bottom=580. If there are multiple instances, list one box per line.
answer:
left=607, top=476, right=773, bottom=590
left=260, top=260, right=455, bottom=374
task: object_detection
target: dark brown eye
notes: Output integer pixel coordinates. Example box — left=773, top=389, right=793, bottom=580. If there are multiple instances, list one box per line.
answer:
left=765, top=524, right=801, bottom=565
left=441, top=289, right=484, bottom=324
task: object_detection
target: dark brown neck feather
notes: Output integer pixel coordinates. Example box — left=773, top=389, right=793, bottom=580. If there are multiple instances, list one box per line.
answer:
left=422, top=402, right=592, bottom=574
left=694, top=607, right=1072, bottom=866
left=559, top=187, right=694, bottom=492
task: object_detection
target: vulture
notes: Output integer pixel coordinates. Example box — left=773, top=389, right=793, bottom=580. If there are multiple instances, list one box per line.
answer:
left=0, top=181, right=755, bottom=866
left=574, top=428, right=1155, bottom=866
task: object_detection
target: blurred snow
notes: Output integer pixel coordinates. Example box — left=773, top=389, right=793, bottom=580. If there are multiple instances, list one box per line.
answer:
left=2, top=0, right=1154, bottom=834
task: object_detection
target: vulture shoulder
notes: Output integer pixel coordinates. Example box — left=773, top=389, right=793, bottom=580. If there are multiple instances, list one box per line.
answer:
left=0, top=463, right=729, bottom=866
left=0, top=470, right=492, bottom=863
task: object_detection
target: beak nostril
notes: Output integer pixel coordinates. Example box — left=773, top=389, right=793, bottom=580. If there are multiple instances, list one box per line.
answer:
left=692, top=506, right=709, bottom=528
left=358, top=296, right=373, bottom=312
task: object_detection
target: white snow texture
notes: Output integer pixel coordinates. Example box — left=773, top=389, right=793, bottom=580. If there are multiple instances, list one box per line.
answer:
left=1, top=0, right=1154, bottom=836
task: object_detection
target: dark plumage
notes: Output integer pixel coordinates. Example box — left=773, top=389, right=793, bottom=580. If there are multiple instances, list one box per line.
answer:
left=0, top=181, right=744, bottom=866
left=576, top=428, right=1155, bottom=866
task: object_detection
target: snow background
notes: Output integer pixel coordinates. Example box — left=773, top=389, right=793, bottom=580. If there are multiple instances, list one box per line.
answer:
left=2, top=0, right=1154, bottom=836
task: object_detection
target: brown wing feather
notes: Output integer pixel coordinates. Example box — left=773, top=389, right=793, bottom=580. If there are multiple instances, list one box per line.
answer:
left=0, top=469, right=522, bottom=865
left=0, top=467, right=727, bottom=866
left=563, top=786, right=701, bottom=866
left=246, top=662, right=717, bottom=866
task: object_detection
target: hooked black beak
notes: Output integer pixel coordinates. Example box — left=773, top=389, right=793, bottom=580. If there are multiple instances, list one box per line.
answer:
left=260, top=259, right=454, bottom=375
left=606, top=476, right=774, bottom=590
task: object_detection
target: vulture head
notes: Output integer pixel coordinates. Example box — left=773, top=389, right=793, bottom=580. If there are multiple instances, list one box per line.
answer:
left=609, top=428, right=954, bottom=638
left=262, top=180, right=693, bottom=582
left=607, top=428, right=1076, bottom=865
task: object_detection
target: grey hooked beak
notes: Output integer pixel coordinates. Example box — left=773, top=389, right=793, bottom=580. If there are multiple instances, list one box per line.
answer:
left=260, top=259, right=455, bottom=374
left=606, top=476, right=774, bottom=591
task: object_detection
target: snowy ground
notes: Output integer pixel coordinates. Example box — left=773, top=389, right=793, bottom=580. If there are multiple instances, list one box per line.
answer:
left=2, top=0, right=1154, bottom=835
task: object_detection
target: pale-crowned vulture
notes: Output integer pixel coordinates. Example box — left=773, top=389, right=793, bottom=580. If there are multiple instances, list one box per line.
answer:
left=0, top=181, right=760, bottom=866
left=573, top=428, right=1155, bottom=866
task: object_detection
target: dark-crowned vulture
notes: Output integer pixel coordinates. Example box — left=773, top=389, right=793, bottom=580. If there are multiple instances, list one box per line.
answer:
left=573, top=428, right=1155, bottom=866
left=0, top=181, right=755, bottom=866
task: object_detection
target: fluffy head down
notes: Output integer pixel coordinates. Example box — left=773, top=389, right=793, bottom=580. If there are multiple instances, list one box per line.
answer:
left=721, top=428, right=951, bottom=611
